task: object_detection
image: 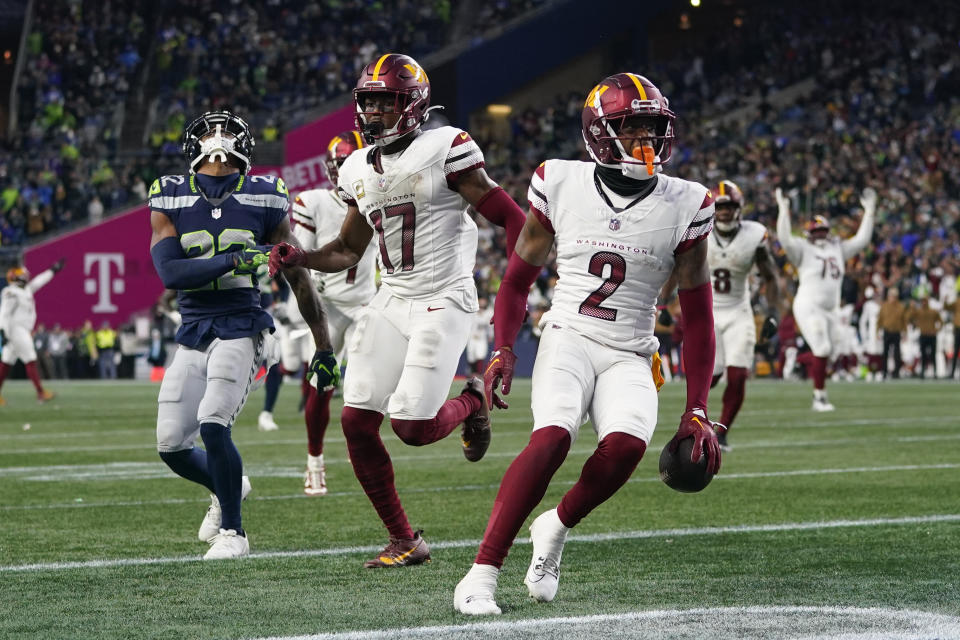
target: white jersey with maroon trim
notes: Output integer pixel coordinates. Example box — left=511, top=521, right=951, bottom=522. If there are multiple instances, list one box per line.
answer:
left=708, top=220, right=768, bottom=309
left=291, top=188, right=377, bottom=307
left=529, top=160, right=714, bottom=354
left=336, top=126, right=482, bottom=300
left=0, top=269, right=53, bottom=333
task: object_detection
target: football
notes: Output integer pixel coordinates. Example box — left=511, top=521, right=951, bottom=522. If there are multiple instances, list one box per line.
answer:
left=659, top=436, right=715, bottom=493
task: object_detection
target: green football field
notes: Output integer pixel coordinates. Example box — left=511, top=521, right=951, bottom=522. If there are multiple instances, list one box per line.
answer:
left=1, top=377, right=958, bottom=639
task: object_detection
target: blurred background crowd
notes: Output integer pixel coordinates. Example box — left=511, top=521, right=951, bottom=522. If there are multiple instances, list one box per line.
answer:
left=1, top=0, right=958, bottom=381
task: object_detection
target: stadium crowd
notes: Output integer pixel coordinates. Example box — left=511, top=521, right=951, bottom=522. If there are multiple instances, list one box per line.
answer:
left=1, top=0, right=958, bottom=380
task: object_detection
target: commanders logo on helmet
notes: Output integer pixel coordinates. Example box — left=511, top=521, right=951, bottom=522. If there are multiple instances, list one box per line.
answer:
left=354, top=53, right=431, bottom=146
left=181, top=110, right=255, bottom=175
left=714, top=180, right=744, bottom=233
left=323, top=130, right=366, bottom=185
left=805, top=215, right=831, bottom=238
left=659, top=436, right=716, bottom=493
left=6, top=266, right=29, bottom=285
left=581, top=73, right=676, bottom=171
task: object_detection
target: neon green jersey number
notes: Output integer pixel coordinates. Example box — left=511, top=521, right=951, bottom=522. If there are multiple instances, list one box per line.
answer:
left=179, top=228, right=257, bottom=290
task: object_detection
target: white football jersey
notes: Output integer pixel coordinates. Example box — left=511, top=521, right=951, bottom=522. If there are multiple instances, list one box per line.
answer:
left=0, top=270, right=53, bottom=333
left=708, top=220, right=768, bottom=309
left=777, top=205, right=874, bottom=310
left=336, top=126, right=482, bottom=301
left=530, top=160, right=714, bottom=355
left=291, top=188, right=377, bottom=307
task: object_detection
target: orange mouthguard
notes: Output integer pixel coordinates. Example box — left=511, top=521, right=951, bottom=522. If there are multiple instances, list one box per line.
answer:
left=632, top=146, right=656, bottom=176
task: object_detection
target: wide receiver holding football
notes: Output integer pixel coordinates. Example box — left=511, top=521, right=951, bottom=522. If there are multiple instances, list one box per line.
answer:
left=271, top=53, right=525, bottom=567
left=454, top=73, right=722, bottom=615
left=775, top=186, right=876, bottom=411
left=288, top=129, right=379, bottom=495
left=707, top=180, right=780, bottom=450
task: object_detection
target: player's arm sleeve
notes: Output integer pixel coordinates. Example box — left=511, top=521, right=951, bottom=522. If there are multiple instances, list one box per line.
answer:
left=841, top=207, right=875, bottom=260
left=776, top=200, right=804, bottom=264
left=443, top=131, right=485, bottom=189
left=290, top=195, right=318, bottom=249
left=674, top=190, right=714, bottom=254
left=150, top=234, right=237, bottom=290
left=27, top=269, right=55, bottom=293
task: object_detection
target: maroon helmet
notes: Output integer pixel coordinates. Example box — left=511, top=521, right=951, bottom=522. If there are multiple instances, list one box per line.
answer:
left=323, top=130, right=366, bottom=185
left=714, top=179, right=744, bottom=232
left=582, top=73, right=676, bottom=171
left=805, top=215, right=831, bottom=239
left=354, top=53, right=430, bottom=146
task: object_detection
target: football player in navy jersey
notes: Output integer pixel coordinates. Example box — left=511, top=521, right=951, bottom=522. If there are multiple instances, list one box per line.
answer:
left=149, top=111, right=334, bottom=559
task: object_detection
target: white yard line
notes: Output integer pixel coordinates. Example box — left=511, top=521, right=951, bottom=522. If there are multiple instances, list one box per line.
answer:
left=246, top=606, right=960, bottom=640
left=1, top=513, right=958, bottom=574
left=2, top=462, right=958, bottom=510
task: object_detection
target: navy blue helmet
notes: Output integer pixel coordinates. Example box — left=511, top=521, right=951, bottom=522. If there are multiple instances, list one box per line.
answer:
left=181, top=111, right=255, bottom=175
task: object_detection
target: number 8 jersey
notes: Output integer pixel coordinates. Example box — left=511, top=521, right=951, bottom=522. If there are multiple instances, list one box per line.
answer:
left=530, top=160, right=714, bottom=355
left=336, top=126, right=483, bottom=302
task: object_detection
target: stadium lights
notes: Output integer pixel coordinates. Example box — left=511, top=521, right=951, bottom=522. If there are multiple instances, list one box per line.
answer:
left=487, top=104, right=512, bottom=116
left=690, top=0, right=701, bottom=6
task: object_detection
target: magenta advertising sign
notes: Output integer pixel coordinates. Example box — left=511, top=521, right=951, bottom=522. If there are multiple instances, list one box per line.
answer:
left=23, top=205, right=162, bottom=330
left=282, top=104, right=356, bottom=194
left=21, top=165, right=286, bottom=330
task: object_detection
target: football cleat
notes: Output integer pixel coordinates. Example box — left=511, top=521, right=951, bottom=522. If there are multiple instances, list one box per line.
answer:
left=304, top=455, right=327, bottom=496
left=203, top=529, right=249, bottom=560
left=363, top=530, right=431, bottom=568
left=524, top=509, right=569, bottom=603
left=812, top=399, right=836, bottom=412
left=460, top=377, right=491, bottom=462
left=454, top=563, right=502, bottom=615
left=37, top=390, right=54, bottom=403
left=198, top=475, right=252, bottom=542
left=257, top=411, right=279, bottom=432
left=717, top=431, right=732, bottom=452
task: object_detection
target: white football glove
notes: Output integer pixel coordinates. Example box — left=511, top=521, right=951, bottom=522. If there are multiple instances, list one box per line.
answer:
left=774, top=187, right=791, bottom=215
left=860, top=187, right=877, bottom=215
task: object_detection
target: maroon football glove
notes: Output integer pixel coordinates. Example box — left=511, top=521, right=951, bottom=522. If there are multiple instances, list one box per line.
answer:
left=484, top=346, right=517, bottom=410
left=269, top=242, right=306, bottom=277
left=668, top=408, right=722, bottom=475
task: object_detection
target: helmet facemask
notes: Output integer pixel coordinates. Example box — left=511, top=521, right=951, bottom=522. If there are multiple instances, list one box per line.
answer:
left=714, top=202, right=742, bottom=233
left=182, top=111, right=255, bottom=175
left=355, top=87, right=427, bottom=147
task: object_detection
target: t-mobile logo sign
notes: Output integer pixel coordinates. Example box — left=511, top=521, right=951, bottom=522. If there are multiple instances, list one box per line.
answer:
left=84, top=253, right=126, bottom=313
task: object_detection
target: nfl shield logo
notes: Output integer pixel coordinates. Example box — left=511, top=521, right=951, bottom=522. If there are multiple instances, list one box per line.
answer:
left=609, top=218, right=621, bottom=231
left=211, top=207, right=221, bottom=219
left=378, top=175, right=388, bottom=189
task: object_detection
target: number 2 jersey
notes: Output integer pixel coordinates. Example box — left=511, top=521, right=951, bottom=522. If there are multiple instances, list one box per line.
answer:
left=149, top=173, right=290, bottom=347
left=335, top=126, right=483, bottom=303
left=707, top=220, right=769, bottom=310
left=530, top=160, right=714, bottom=355
left=291, top=188, right=378, bottom=307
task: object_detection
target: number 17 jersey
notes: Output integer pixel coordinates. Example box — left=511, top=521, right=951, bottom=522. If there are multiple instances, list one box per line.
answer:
left=531, top=160, right=714, bottom=355
left=336, top=126, right=483, bottom=301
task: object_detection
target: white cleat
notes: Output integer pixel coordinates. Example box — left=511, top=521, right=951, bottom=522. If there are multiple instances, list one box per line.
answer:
left=454, top=563, right=502, bottom=615
left=203, top=529, right=249, bottom=560
left=812, top=399, right=836, bottom=412
left=524, top=508, right=569, bottom=603
left=258, top=411, right=279, bottom=432
left=198, top=475, right=252, bottom=542
left=304, top=455, right=327, bottom=496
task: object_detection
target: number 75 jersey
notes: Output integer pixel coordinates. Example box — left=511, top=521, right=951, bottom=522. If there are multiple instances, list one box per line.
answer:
left=531, top=160, right=714, bottom=355
left=335, top=126, right=483, bottom=300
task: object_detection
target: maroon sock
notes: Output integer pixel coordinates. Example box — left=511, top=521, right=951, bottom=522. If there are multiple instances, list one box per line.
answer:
left=390, top=390, right=481, bottom=446
left=341, top=406, right=413, bottom=540
left=24, top=361, right=44, bottom=394
left=719, top=366, right=748, bottom=427
left=557, top=432, right=647, bottom=528
left=305, top=386, right=334, bottom=456
left=475, top=426, right=571, bottom=568
left=811, top=356, right=827, bottom=390
left=0, top=362, right=10, bottom=391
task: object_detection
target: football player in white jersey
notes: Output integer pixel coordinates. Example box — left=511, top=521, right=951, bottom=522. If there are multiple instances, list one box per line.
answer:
left=454, top=73, right=722, bottom=615
left=289, top=129, right=378, bottom=496
left=0, top=261, right=63, bottom=405
left=775, top=187, right=876, bottom=411
left=271, top=53, right=526, bottom=567
left=707, top=180, right=780, bottom=450
left=859, top=286, right=883, bottom=380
